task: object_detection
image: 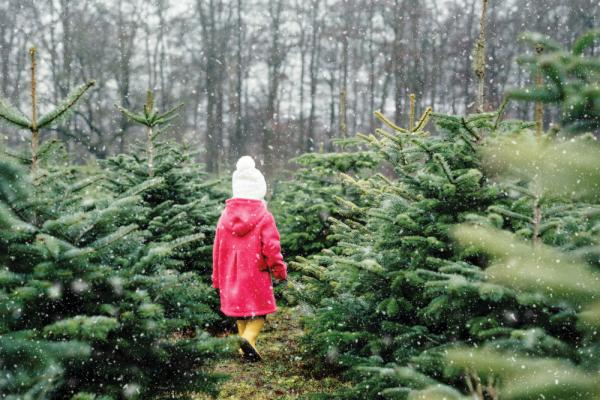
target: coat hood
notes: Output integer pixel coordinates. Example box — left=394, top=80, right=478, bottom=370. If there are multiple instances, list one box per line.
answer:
left=220, top=198, right=267, bottom=237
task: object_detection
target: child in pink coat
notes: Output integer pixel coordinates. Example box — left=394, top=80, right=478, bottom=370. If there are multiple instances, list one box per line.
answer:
left=212, top=156, right=287, bottom=361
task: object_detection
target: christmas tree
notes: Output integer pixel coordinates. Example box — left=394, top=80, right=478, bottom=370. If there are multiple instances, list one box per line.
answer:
left=0, top=154, right=236, bottom=398
left=507, top=30, right=600, bottom=133
left=0, top=48, right=94, bottom=174
left=108, top=91, right=230, bottom=330
left=290, top=94, right=582, bottom=399
left=270, top=150, right=379, bottom=258
left=416, top=30, right=600, bottom=400
left=0, top=68, right=235, bottom=397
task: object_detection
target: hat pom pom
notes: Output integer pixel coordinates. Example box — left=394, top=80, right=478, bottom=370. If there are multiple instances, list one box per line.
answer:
left=236, top=156, right=255, bottom=171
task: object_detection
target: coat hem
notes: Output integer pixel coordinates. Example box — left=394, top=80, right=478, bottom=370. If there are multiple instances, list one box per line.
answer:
left=221, top=306, right=277, bottom=317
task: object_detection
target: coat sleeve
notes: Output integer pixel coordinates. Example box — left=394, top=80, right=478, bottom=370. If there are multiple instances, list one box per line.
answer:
left=260, top=212, right=287, bottom=281
left=212, top=223, right=221, bottom=289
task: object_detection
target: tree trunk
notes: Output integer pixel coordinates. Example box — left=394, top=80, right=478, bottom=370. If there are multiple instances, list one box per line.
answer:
left=263, top=0, right=284, bottom=173
left=392, top=0, right=407, bottom=124
left=367, top=1, right=376, bottom=131
left=298, top=12, right=306, bottom=150
left=231, top=0, right=245, bottom=160
left=340, top=10, right=349, bottom=139
left=306, top=0, right=321, bottom=152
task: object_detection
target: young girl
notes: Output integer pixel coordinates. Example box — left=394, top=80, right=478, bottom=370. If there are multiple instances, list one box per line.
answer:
left=212, top=156, right=287, bottom=361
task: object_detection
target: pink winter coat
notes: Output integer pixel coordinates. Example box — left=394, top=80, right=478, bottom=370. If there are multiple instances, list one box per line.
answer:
left=212, top=198, right=287, bottom=317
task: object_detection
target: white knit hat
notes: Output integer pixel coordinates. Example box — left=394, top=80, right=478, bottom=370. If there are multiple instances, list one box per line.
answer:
left=231, top=156, right=267, bottom=200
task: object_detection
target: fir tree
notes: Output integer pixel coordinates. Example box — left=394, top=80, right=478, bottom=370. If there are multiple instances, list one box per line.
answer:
left=270, top=150, right=379, bottom=258
left=508, top=30, right=600, bottom=133
left=109, top=91, right=229, bottom=330
left=116, top=90, right=183, bottom=177
left=291, top=98, right=578, bottom=399
left=0, top=48, right=94, bottom=174
left=415, top=30, right=600, bottom=400
left=0, top=154, right=235, bottom=399
left=0, top=83, right=235, bottom=398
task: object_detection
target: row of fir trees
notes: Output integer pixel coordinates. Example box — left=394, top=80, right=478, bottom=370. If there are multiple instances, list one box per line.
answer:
left=0, top=49, right=235, bottom=399
left=1, top=28, right=599, bottom=399
left=276, top=30, right=600, bottom=399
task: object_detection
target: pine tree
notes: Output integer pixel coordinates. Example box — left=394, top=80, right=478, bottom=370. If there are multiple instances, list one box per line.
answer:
left=0, top=47, right=94, bottom=174
left=109, top=91, right=229, bottom=330
left=116, top=90, right=184, bottom=177
left=414, top=30, right=600, bottom=400
left=270, top=150, right=379, bottom=258
left=0, top=154, right=235, bottom=399
left=290, top=97, right=579, bottom=399
left=0, top=83, right=235, bottom=398
left=507, top=30, right=600, bottom=133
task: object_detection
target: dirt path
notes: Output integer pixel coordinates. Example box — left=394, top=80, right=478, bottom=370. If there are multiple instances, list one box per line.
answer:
left=191, top=306, right=348, bottom=399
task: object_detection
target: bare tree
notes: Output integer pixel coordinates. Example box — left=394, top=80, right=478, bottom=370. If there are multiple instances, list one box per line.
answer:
left=306, top=0, right=321, bottom=152
left=262, top=0, right=286, bottom=171
left=196, top=0, right=232, bottom=172
left=1, top=0, right=596, bottom=166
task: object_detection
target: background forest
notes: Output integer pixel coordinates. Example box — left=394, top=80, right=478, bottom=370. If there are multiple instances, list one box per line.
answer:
left=1, top=0, right=598, bottom=172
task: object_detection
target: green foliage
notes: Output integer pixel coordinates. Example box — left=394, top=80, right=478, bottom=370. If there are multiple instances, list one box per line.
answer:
left=285, top=31, right=600, bottom=399
left=0, top=48, right=94, bottom=131
left=441, top=138, right=600, bottom=399
left=0, top=75, right=94, bottom=131
left=402, top=30, right=600, bottom=400
left=290, top=91, right=589, bottom=398
left=116, top=90, right=184, bottom=129
left=271, top=151, right=379, bottom=258
left=509, top=30, right=600, bottom=133
left=0, top=150, right=234, bottom=399
left=0, top=47, right=94, bottom=175
left=106, top=94, right=230, bottom=333
left=37, top=81, right=96, bottom=129
left=103, top=141, right=227, bottom=275
left=0, top=332, right=92, bottom=399
left=0, top=96, right=30, bottom=129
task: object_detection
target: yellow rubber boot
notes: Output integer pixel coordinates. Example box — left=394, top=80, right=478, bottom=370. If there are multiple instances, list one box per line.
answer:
left=236, top=320, right=247, bottom=356
left=236, top=319, right=247, bottom=335
left=240, top=317, right=265, bottom=361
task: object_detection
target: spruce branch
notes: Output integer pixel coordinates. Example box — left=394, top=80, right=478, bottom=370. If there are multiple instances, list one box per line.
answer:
left=375, top=128, right=407, bottom=165
left=121, top=177, right=165, bottom=197
left=493, top=97, right=509, bottom=131
left=116, top=91, right=184, bottom=177
left=154, top=103, right=184, bottom=125
left=487, top=205, right=534, bottom=223
left=90, top=224, right=138, bottom=250
left=459, top=132, right=477, bottom=151
left=572, top=29, right=600, bottom=56
left=410, top=138, right=435, bottom=158
left=374, top=110, right=410, bottom=133
left=518, top=32, right=561, bottom=53
left=0, top=47, right=94, bottom=174
left=460, top=118, right=481, bottom=141
left=0, top=96, right=31, bottom=128
left=115, top=105, right=148, bottom=125
left=67, top=175, right=104, bottom=194
left=433, top=153, right=455, bottom=183
left=413, top=107, right=433, bottom=132
left=37, top=81, right=96, bottom=129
